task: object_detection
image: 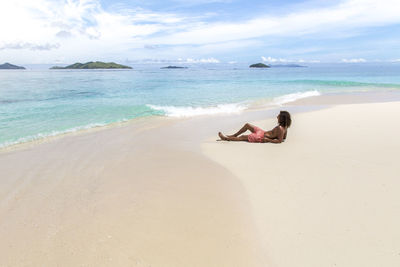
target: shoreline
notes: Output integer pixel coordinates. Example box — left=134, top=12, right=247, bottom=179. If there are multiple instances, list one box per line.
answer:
left=2, top=89, right=400, bottom=153
left=0, top=115, right=178, bottom=153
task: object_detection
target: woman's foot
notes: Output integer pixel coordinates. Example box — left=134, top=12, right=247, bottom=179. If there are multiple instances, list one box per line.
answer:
left=218, top=132, right=228, bottom=141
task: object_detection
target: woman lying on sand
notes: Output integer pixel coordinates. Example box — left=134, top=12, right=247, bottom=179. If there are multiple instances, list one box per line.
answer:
left=218, top=111, right=291, bottom=143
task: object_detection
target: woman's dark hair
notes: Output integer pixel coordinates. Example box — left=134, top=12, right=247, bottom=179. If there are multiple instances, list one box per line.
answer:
left=278, top=111, right=292, bottom=128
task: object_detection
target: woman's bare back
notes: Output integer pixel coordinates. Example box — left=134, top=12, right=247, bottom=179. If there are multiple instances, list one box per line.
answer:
left=264, top=125, right=287, bottom=140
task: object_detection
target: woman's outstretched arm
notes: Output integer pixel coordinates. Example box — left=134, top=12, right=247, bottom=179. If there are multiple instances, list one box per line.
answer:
left=262, top=137, right=283, bottom=143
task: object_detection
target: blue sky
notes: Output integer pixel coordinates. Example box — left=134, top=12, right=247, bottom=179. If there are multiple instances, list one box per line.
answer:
left=0, top=0, right=400, bottom=64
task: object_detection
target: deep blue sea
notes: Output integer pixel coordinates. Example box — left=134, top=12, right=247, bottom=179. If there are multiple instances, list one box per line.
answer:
left=1, top=63, right=400, bottom=148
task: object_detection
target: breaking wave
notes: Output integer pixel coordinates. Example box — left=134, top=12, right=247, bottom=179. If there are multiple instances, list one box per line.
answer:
left=147, top=103, right=247, bottom=117
left=273, top=90, right=321, bottom=105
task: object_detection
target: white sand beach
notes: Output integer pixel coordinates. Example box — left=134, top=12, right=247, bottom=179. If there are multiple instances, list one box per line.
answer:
left=1, top=95, right=400, bottom=266
left=203, top=101, right=400, bottom=267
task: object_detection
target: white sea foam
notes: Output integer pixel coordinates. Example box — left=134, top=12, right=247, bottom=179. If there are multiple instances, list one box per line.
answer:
left=273, top=90, right=321, bottom=105
left=0, top=122, right=108, bottom=149
left=147, top=103, right=247, bottom=118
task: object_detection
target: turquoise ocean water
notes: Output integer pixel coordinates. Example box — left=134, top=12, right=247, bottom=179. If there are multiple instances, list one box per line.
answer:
left=1, top=63, right=400, bottom=148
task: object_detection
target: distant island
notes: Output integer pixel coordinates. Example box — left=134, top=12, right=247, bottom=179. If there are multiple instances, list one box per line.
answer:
left=0, top=63, right=25, bottom=69
left=249, top=63, right=270, bottom=68
left=161, top=66, right=188, bottom=69
left=270, top=64, right=307, bottom=68
left=50, top=61, right=132, bottom=69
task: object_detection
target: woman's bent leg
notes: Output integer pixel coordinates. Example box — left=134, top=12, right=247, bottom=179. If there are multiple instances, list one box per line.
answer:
left=229, top=123, right=255, bottom=137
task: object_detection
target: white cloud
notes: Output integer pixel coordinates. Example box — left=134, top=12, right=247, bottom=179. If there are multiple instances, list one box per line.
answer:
left=0, top=42, right=60, bottom=51
left=303, top=59, right=321, bottom=63
left=1, top=0, right=400, bottom=62
left=0, top=0, right=107, bottom=42
left=132, top=57, right=221, bottom=64
left=148, top=0, right=400, bottom=45
left=171, top=0, right=233, bottom=4
left=341, top=58, right=367, bottom=63
left=262, top=56, right=289, bottom=63
left=262, top=56, right=320, bottom=63
left=0, top=0, right=176, bottom=45
left=178, top=57, right=220, bottom=63
left=56, top=30, right=73, bottom=38
left=0, top=0, right=185, bottom=62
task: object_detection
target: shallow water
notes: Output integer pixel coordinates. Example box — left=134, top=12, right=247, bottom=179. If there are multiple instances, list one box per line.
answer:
left=1, top=63, right=399, bottom=148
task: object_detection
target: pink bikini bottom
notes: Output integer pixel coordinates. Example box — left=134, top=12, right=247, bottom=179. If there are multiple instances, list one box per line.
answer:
left=248, top=126, right=265, bottom=143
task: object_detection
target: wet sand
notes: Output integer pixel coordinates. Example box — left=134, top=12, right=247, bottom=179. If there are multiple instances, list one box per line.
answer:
left=0, top=116, right=263, bottom=266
